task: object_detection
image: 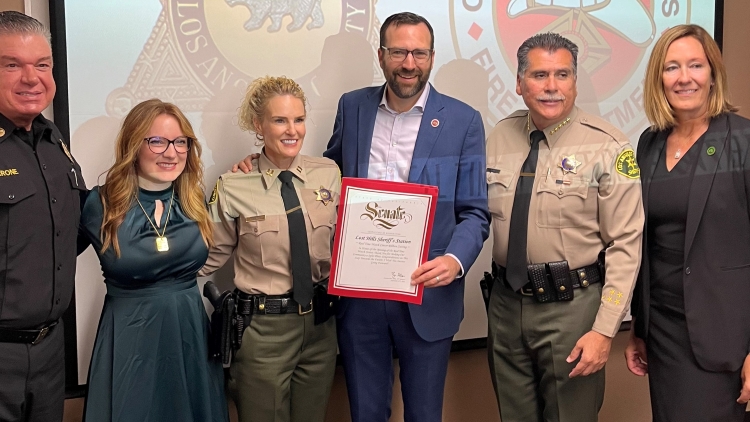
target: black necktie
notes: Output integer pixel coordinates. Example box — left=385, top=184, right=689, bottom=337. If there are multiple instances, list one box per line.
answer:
left=505, top=129, right=546, bottom=291
left=278, top=171, right=313, bottom=307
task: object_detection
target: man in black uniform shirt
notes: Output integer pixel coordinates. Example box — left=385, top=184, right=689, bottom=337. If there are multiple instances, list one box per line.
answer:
left=0, top=11, right=86, bottom=422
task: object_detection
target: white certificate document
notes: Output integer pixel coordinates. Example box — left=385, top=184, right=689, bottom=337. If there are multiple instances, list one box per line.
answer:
left=328, top=178, right=438, bottom=304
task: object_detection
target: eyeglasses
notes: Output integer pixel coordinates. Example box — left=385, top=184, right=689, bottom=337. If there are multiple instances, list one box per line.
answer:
left=143, top=136, right=192, bottom=154
left=380, top=47, right=433, bottom=63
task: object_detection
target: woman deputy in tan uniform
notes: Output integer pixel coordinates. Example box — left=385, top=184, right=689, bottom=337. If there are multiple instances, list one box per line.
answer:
left=200, top=76, right=340, bottom=422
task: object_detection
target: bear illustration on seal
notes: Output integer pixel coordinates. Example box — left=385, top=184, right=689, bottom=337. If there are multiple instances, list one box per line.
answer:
left=226, top=0, right=325, bottom=33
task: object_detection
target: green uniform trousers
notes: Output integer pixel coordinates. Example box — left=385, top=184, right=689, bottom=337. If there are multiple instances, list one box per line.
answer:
left=488, top=282, right=605, bottom=422
left=229, top=312, right=337, bottom=422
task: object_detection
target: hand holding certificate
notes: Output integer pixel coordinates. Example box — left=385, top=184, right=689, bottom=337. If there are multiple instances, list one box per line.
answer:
left=328, top=178, right=438, bottom=304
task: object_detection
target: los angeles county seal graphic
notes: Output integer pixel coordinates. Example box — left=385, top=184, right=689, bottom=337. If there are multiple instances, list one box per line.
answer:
left=450, top=0, right=696, bottom=138
left=105, top=0, right=378, bottom=117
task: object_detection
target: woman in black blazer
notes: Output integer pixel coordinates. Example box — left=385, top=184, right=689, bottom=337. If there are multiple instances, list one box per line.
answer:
left=625, top=24, right=750, bottom=421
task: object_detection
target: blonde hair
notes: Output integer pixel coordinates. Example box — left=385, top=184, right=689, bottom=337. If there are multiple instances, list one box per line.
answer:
left=237, top=76, right=307, bottom=135
left=643, top=24, right=737, bottom=131
left=99, top=99, right=213, bottom=256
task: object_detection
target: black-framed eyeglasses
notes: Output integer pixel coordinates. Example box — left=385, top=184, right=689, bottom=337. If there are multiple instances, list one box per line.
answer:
left=143, top=136, right=192, bottom=154
left=380, top=47, right=433, bottom=63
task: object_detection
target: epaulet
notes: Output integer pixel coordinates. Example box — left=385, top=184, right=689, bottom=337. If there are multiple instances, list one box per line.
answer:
left=302, top=155, right=338, bottom=169
left=577, top=110, right=630, bottom=146
left=499, top=109, right=528, bottom=123
left=219, top=161, right=262, bottom=180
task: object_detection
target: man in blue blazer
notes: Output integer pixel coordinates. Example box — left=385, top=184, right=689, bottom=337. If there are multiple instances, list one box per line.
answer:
left=324, top=12, right=489, bottom=422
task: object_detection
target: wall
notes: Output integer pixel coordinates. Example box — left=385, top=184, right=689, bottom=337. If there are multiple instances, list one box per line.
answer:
left=724, top=0, right=750, bottom=118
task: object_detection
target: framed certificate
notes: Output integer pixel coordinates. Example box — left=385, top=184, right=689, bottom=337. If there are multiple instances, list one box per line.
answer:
left=328, top=177, right=438, bottom=304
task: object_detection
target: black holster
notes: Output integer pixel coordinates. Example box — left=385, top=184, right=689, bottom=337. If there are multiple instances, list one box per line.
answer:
left=480, top=271, right=495, bottom=311
left=313, top=279, right=338, bottom=325
left=203, top=281, right=236, bottom=365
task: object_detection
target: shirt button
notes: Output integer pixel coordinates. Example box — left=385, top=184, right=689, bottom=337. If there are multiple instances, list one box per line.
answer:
left=42, top=164, right=47, bottom=170
left=56, top=230, right=61, bottom=237
left=685, top=267, right=691, bottom=275
left=52, top=198, right=57, bottom=203
left=57, top=264, right=62, bottom=271
left=8, top=194, right=13, bottom=200
left=55, top=299, right=60, bottom=305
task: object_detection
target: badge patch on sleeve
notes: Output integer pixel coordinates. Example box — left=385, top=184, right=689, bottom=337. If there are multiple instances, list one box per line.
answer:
left=208, top=181, right=219, bottom=205
left=615, top=150, right=640, bottom=179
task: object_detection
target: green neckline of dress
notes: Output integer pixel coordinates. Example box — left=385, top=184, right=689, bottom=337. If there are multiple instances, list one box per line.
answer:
left=137, top=185, right=174, bottom=202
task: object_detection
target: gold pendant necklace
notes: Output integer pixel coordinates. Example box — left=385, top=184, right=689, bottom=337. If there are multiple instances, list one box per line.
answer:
left=135, top=188, right=175, bottom=252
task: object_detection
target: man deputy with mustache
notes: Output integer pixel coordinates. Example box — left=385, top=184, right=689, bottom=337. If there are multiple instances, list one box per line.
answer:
left=484, top=32, right=644, bottom=421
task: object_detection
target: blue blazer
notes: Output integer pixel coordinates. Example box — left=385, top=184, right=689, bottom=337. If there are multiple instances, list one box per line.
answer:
left=324, top=84, right=490, bottom=341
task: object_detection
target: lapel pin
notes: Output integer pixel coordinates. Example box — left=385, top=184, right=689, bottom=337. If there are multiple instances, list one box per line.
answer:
left=706, top=146, right=716, bottom=156
left=0, top=128, right=5, bottom=137
left=431, top=119, right=439, bottom=128
left=265, top=169, right=274, bottom=176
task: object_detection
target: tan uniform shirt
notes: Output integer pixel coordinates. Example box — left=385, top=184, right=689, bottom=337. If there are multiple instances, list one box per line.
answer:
left=486, top=107, right=644, bottom=337
left=200, top=153, right=341, bottom=295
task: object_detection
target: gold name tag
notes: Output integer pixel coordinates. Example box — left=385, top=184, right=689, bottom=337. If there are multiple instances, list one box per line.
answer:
left=0, top=168, right=19, bottom=177
left=246, top=215, right=265, bottom=222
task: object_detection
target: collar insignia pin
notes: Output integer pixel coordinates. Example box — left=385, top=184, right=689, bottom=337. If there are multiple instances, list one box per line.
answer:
left=431, top=119, right=439, bottom=128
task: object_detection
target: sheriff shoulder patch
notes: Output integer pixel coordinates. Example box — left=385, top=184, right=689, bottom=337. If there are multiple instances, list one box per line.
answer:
left=208, top=181, right=219, bottom=205
left=615, top=150, right=640, bottom=179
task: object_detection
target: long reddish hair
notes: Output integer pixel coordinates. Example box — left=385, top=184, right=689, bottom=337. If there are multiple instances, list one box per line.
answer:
left=99, top=99, right=213, bottom=256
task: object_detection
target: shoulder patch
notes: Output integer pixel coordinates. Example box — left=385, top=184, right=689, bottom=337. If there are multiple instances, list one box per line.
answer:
left=208, top=180, right=219, bottom=205
left=615, top=150, right=640, bottom=179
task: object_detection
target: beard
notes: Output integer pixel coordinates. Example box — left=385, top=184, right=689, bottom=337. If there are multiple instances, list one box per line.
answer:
left=385, top=66, right=431, bottom=99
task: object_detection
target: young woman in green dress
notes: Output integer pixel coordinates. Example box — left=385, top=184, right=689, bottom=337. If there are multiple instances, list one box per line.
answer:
left=79, top=99, right=228, bottom=422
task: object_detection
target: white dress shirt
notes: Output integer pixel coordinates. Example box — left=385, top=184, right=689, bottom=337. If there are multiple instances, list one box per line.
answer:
left=367, top=84, right=464, bottom=276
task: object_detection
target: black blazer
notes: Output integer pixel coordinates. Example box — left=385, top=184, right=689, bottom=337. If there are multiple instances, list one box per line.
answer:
left=633, top=113, right=750, bottom=372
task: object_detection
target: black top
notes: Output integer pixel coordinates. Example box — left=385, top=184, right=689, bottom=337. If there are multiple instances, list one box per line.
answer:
left=0, top=113, right=87, bottom=329
left=647, top=137, right=703, bottom=308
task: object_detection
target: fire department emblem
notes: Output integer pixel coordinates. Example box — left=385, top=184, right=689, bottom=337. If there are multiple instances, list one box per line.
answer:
left=450, top=0, right=699, bottom=138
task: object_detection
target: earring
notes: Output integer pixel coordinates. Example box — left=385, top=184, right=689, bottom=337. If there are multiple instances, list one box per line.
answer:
left=255, top=132, right=264, bottom=141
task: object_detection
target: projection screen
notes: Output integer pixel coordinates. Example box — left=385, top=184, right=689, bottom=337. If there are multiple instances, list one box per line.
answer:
left=59, top=0, right=719, bottom=385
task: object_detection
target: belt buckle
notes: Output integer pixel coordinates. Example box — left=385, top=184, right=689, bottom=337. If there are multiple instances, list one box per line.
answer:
left=519, top=282, right=534, bottom=297
left=298, top=302, right=313, bottom=315
left=32, top=327, right=49, bottom=345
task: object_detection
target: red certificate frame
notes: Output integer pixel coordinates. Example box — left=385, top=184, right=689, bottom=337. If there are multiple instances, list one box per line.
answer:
left=328, top=177, right=438, bottom=304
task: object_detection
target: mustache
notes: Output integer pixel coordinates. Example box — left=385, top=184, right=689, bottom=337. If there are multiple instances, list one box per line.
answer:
left=536, top=94, right=566, bottom=101
left=395, top=68, right=423, bottom=78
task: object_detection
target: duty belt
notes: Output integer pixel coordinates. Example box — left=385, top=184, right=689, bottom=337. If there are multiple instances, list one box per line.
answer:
left=0, top=321, right=58, bottom=345
left=236, top=291, right=312, bottom=316
left=493, top=259, right=604, bottom=303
